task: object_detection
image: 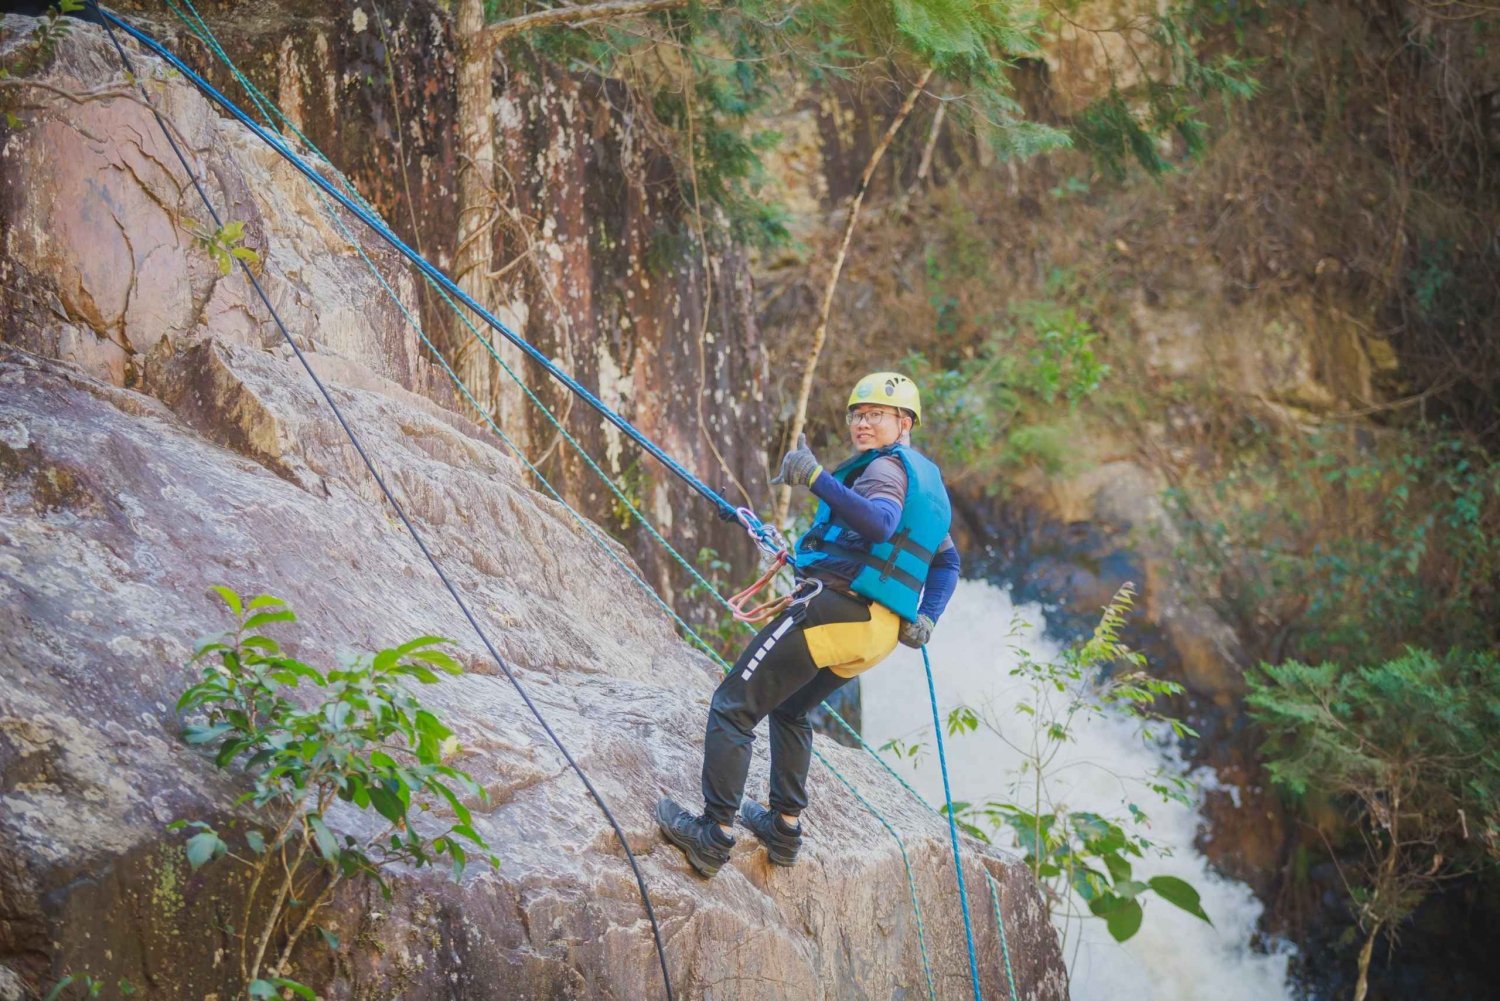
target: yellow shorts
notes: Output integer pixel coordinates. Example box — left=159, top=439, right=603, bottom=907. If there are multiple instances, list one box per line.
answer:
left=802, top=599, right=901, bottom=679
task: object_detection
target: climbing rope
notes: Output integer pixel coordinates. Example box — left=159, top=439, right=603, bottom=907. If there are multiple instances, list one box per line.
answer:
left=121, top=0, right=943, bottom=831
left=924, top=646, right=984, bottom=1000
left=984, top=870, right=1022, bottom=1001
left=91, top=8, right=1015, bottom=998
left=89, top=6, right=676, bottom=998
left=159, top=0, right=937, bottom=854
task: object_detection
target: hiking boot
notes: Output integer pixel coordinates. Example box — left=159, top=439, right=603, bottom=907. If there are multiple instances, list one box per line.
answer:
left=737, top=798, right=802, bottom=866
left=655, top=796, right=734, bottom=878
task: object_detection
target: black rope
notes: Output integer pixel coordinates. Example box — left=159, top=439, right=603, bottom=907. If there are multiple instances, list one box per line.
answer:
left=86, top=6, right=675, bottom=996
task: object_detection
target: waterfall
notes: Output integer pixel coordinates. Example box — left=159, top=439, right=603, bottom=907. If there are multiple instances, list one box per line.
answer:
left=861, top=579, right=1296, bottom=1001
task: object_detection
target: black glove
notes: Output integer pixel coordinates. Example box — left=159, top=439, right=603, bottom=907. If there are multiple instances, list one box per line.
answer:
left=770, top=434, right=823, bottom=488
left=899, top=614, right=935, bottom=649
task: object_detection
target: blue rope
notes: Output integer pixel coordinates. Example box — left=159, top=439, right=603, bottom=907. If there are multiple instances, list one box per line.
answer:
left=923, top=645, right=983, bottom=1000
left=97, top=6, right=762, bottom=531
left=98, top=11, right=956, bottom=995
left=156, top=0, right=940, bottom=826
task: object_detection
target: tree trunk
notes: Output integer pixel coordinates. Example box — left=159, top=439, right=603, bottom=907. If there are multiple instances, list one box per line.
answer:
left=771, top=67, right=933, bottom=528
left=455, top=0, right=528, bottom=451
left=1353, top=921, right=1378, bottom=1001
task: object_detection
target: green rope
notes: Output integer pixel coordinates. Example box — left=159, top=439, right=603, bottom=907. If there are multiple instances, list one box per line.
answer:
left=984, top=870, right=1021, bottom=1001
left=815, top=748, right=938, bottom=1001
left=165, top=0, right=935, bottom=819
left=163, top=9, right=941, bottom=993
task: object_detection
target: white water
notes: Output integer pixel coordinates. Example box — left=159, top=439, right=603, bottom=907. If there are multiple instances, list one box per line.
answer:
left=861, top=580, right=1296, bottom=1001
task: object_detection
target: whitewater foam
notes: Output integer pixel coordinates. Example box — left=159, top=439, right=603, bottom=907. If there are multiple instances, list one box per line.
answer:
left=860, top=579, right=1295, bottom=1001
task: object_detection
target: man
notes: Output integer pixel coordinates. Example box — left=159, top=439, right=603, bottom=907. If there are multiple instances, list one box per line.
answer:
left=657, top=372, right=961, bottom=876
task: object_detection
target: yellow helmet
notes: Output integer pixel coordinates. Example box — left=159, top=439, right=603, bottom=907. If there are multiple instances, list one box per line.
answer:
left=848, top=372, right=921, bottom=426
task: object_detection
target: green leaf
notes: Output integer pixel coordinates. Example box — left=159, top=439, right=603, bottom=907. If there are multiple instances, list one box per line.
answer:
left=1149, top=874, right=1211, bottom=923
left=368, top=784, right=407, bottom=825
left=410, top=648, right=462, bottom=674
left=243, top=609, right=297, bottom=631
left=1105, top=897, right=1143, bottom=942
left=1102, top=853, right=1132, bottom=883
left=267, top=978, right=315, bottom=999
left=450, top=822, right=484, bottom=845
left=182, top=722, right=235, bottom=745
left=245, top=830, right=266, bottom=855
left=268, top=660, right=325, bottom=686
left=449, top=841, right=467, bottom=879
left=184, top=831, right=225, bottom=870
left=394, top=635, right=450, bottom=656
left=308, top=816, right=340, bottom=861
left=209, top=585, right=242, bottom=616
left=317, top=924, right=340, bottom=950
left=415, top=710, right=453, bottom=742
left=433, top=780, right=473, bottom=827
left=396, top=664, right=441, bottom=684
left=247, top=981, right=278, bottom=999
left=369, top=750, right=397, bottom=770
left=214, top=738, right=249, bottom=769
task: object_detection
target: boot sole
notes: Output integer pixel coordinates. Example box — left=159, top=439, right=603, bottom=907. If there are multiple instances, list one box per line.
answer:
left=764, top=847, right=798, bottom=867
left=736, top=806, right=800, bottom=867
left=656, top=802, right=727, bottom=878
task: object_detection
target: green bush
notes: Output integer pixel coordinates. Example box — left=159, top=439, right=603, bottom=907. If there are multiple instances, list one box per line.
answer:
left=170, top=587, right=497, bottom=997
left=935, top=586, right=1210, bottom=955
left=899, top=297, right=1108, bottom=488
left=1165, top=425, right=1499, bottom=664
left=1247, top=647, right=1500, bottom=997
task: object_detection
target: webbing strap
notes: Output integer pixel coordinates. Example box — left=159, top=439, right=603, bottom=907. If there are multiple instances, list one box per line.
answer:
left=807, top=540, right=926, bottom=592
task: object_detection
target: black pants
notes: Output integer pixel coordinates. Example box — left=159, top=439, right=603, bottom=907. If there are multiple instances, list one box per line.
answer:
left=700, top=588, right=871, bottom=826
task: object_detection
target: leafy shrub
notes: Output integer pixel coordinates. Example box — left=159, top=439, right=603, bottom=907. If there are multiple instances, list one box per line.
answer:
left=1247, top=647, right=1500, bottom=998
left=935, top=586, right=1211, bottom=955
left=170, top=587, right=497, bottom=997
left=1165, top=425, right=1499, bottom=664
left=899, top=296, right=1108, bottom=488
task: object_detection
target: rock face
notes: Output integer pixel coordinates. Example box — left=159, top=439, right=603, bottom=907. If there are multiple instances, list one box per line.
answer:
left=145, top=0, right=775, bottom=603
left=0, top=18, right=1068, bottom=1001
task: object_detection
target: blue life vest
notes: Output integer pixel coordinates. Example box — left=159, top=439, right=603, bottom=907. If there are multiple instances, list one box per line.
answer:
left=792, top=444, right=952, bottom=622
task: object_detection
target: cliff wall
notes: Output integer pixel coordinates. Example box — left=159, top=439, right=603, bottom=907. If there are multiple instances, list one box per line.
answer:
left=0, top=17, right=1068, bottom=1001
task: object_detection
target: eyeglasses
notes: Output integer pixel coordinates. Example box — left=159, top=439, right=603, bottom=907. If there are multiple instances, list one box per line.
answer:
left=845, top=408, right=899, bottom=427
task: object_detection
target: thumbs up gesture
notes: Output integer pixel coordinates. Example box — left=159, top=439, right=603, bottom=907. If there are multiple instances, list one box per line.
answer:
left=771, top=434, right=823, bottom=489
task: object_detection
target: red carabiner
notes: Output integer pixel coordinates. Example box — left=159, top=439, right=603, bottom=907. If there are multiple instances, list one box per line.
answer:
left=727, top=551, right=792, bottom=623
